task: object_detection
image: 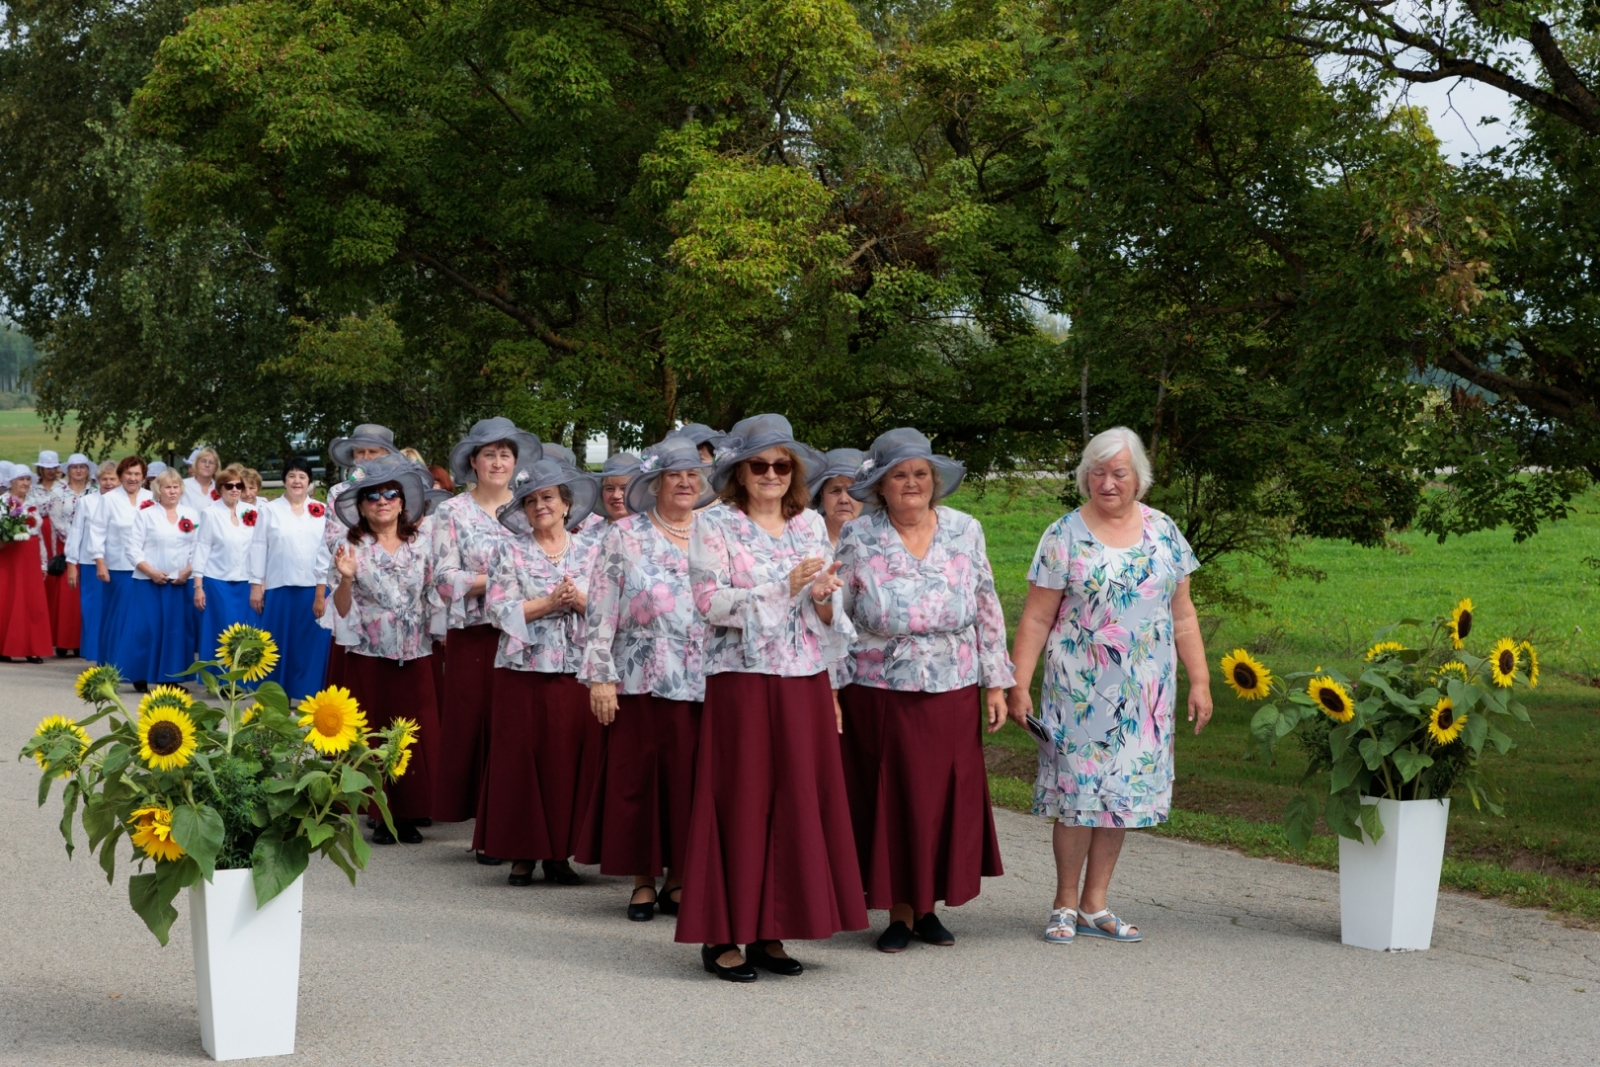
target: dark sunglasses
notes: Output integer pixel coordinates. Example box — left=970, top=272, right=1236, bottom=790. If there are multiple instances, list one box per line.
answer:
left=360, top=488, right=403, bottom=503
left=746, top=459, right=793, bottom=477
left=220, top=481, right=245, bottom=491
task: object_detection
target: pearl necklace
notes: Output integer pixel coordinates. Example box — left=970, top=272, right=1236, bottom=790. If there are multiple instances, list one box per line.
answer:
left=652, top=509, right=693, bottom=538
left=539, top=532, right=570, bottom=563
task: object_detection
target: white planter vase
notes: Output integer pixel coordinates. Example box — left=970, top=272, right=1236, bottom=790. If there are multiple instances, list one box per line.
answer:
left=189, top=868, right=303, bottom=1061
left=1338, top=796, right=1450, bottom=951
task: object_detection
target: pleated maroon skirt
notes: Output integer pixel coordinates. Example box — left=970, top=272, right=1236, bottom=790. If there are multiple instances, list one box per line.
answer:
left=675, top=671, right=868, bottom=946
left=45, top=569, right=82, bottom=651
left=576, top=694, right=701, bottom=876
left=324, top=640, right=347, bottom=687
left=433, top=625, right=497, bottom=822
left=0, top=539, right=52, bottom=659
left=474, top=668, right=605, bottom=862
left=340, top=651, right=440, bottom=822
left=839, top=683, right=1003, bottom=913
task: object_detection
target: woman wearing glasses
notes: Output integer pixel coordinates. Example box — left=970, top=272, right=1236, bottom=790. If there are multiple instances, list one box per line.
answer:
left=182, top=448, right=222, bottom=512
left=328, top=455, right=441, bottom=844
left=676, top=414, right=867, bottom=983
left=128, top=468, right=203, bottom=685
left=191, top=465, right=262, bottom=661
left=320, top=424, right=401, bottom=686
left=249, top=457, right=332, bottom=703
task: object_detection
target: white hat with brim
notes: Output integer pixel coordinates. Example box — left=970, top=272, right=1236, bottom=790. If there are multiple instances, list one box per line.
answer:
left=328, top=424, right=399, bottom=469
left=65, top=453, right=92, bottom=469
left=332, top=455, right=432, bottom=529
left=708, top=414, right=826, bottom=494
left=498, top=459, right=600, bottom=536
left=146, top=461, right=169, bottom=479
left=36, top=450, right=61, bottom=470
left=448, top=417, right=543, bottom=487
left=625, top=439, right=715, bottom=515
left=847, top=428, right=965, bottom=505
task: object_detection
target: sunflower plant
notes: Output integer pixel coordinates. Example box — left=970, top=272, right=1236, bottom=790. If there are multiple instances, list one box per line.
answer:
left=1220, top=599, right=1536, bottom=852
left=18, top=626, right=417, bottom=944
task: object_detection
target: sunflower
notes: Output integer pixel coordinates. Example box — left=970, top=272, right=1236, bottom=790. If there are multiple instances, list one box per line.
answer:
left=1427, top=697, right=1467, bottom=745
left=137, top=704, right=198, bottom=772
left=1308, top=676, right=1355, bottom=723
left=1446, top=598, right=1474, bottom=649
left=215, top=623, right=280, bottom=682
left=73, top=664, right=122, bottom=704
left=128, top=806, right=185, bottom=862
left=1220, top=649, right=1272, bottom=700
left=1488, top=637, right=1519, bottom=688
left=383, top=718, right=419, bottom=780
left=298, top=686, right=368, bottom=755
left=136, top=684, right=193, bottom=719
left=1519, top=641, right=1539, bottom=689
left=1364, top=640, right=1407, bottom=662
left=1433, top=660, right=1469, bottom=684
left=30, top=715, right=91, bottom=777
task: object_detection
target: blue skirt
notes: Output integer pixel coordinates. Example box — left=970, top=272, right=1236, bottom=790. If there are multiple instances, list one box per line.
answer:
left=260, top=585, right=330, bottom=708
left=99, top=570, right=145, bottom=678
left=129, top=579, right=199, bottom=684
left=198, top=578, right=261, bottom=663
left=80, top=571, right=105, bottom=663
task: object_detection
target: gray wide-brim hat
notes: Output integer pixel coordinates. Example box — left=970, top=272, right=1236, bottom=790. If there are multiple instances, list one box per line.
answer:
left=625, top=438, right=715, bottom=515
left=423, top=487, right=452, bottom=516
left=333, top=454, right=433, bottom=528
left=709, top=413, right=826, bottom=493
left=498, top=459, right=600, bottom=536
left=329, top=423, right=399, bottom=469
left=541, top=443, right=580, bottom=470
left=807, top=447, right=866, bottom=505
left=448, top=416, right=543, bottom=487
left=847, top=427, right=965, bottom=505
left=599, top=452, right=641, bottom=481
left=668, top=423, right=727, bottom=451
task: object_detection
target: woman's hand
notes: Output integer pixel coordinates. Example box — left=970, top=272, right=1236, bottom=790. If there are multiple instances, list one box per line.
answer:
left=1187, top=681, right=1213, bottom=735
left=985, top=687, right=1009, bottom=733
left=1006, top=685, right=1033, bottom=728
left=250, top=584, right=265, bottom=613
left=833, top=691, right=844, bottom=735
left=311, top=587, right=326, bottom=619
left=809, top=561, right=843, bottom=602
left=788, top=557, right=825, bottom=597
left=96, top=560, right=109, bottom=583
left=66, top=563, right=78, bottom=589
left=194, top=584, right=207, bottom=611
left=590, top=682, right=619, bottom=725
left=175, top=565, right=191, bottom=583
left=333, top=543, right=358, bottom=581
left=143, top=566, right=169, bottom=585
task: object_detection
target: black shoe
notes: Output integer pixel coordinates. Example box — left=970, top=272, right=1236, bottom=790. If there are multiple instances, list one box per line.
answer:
left=397, top=821, right=424, bottom=844
left=543, top=860, right=582, bottom=886
left=701, top=944, right=757, bottom=983
left=628, top=885, right=658, bottom=922
left=658, top=885, right=682, bottom=916
left=914, top=911, right=955, bottom=946
left=132, top=680, right=148, bottom=693
left=876, top=920, right=913, bottom=953
left=414, top=818, right=433, bottom=827
left=508, top=864, right=536, bottom=887
left=372, top=824, right=397, bottom=845
left=476, top=851, right=504, bottom=866
left=25, top=656, right=43, bottom=664
left=54, top=648, right=65, bottom=658
left=745, top=940, right=803, bottom=976
left=0, top=656, right=11, bottom=663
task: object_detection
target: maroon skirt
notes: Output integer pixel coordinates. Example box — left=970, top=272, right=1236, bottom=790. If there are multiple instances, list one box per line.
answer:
left=432, top=627, right=496, bottom=821
left=675, top=671, right=868, bottom=945
left=0, top=539, right=52, bottom=659
left=324, top=640, right=347, bottom=687
left=839, top=684, right=1003, bottom=913
left=576, top=694, right=701, bottom=876
left=474, top=668, right=605, bottom=862
left=341, top=651, right=440, bottom=822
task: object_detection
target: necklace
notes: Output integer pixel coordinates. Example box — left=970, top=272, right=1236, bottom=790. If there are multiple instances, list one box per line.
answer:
left=539, top=532, right=570, bottom=563
left=652, top=508, right=693, bottom=538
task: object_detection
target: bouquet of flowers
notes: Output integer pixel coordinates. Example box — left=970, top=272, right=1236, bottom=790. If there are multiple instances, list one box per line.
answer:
left=2, top=496, right=34, bottom=541
left=20, top=624, right=417, bottom=944
left=1221, top=598, right=1536, bottom=851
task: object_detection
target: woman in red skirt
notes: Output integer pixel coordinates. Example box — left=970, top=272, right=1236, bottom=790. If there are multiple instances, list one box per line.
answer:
left=429, top=417, right=541, bottom=854
left=328, top=454, right=441, bottom=845
left=44, top=453, right=93, bottom=656
left=0, top=463, right=52, bottom=662
left=835, top=428, right=1014, bottom=953
left=478, top=459, right=604, bottom=886
left=580, top=437, right=713, bottom=922
left=679, top=414, right=867, bottom=982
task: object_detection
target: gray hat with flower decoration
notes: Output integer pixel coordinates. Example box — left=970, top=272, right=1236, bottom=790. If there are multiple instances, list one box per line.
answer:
left=333, top=454, right=433, bottom=528
left=498, top=458, right=600, bottom=536
left=807, top=447, right=866, bottom=506
left=626, top=438, right=715, bottom=515
left=599, top=452, right=641, bottom=481
left=447, top=416, right=543, bottom=487
left=328, top=423, right=399, bottom=469
left=667, top=423, right=727, bottom=451
left=708, top=413, right=827, bottom=493
left=847, top=427, right=965, bottom=504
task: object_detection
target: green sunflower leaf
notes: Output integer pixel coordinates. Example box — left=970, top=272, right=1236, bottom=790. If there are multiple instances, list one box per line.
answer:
left=1283, top=793, right=1318, bottom=852
left=128, top=873, right=179, bottom=946
left=172, top=803, right=226, bottom=880
left=1391, top=746, right=1433, bottom=783
left=1330, top=752, right=1363, bottom=793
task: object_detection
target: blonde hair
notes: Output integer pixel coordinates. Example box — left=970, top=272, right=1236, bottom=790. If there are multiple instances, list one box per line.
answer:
left=191, top=447, right=221, bottom=473
left=242, top=468, right=262, bottom=491
left=1075, top=427, right=1153, bottom=500
left=154, top=468, right=184, bottom=490
left=400, top=447, right=426, bottom=465
left=97, top=460, right=118, bottom=477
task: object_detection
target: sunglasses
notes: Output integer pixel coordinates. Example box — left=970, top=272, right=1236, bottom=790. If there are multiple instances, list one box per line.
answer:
left=360, top=488, right=403, bottom=503
left=746, top=459, right=793, bottom=477
left=220, top=481, right=245, bottom=491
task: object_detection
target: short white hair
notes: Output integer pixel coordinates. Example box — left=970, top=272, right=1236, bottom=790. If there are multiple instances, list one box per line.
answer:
left=1075, top=426, right=1152, bottom=500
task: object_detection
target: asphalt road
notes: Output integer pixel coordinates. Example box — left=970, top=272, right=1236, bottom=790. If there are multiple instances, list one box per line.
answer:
left=2, top=657, right=1596, bottom=1066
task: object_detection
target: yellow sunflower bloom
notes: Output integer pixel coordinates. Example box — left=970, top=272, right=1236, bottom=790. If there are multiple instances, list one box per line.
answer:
left=298, top=686, right=368, bottom=755
left=1308, top=676, right=1355, bottom=723
left=1518, top=641, right=1539, bottom=689
left=1427, top=697, right=1467, bottom=745
left=137, top=705, right=198, bottom=772
left=1220, top=649, right=1272, bottom=700
left=384, top=717, right=419, bottom=780
left=1364, top=640, right=1407, bottom=662
left=215, top=623, right=281, bottom=683
left=73, top=664, right=122, bottom=704
left=136, top=684, right=193, bottom=719
left=128, top=806, right=186, bottom=862
left=1446, top=598, right=1474, bottom=649
left=1433, top=660, right=1469, bottom=684
left=30, top=715, right=91, bottom=777
left=1488, top=637, right=1519, bottom=688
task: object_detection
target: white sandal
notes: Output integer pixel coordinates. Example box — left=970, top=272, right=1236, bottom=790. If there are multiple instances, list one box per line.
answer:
left=1077, top=909, right=1142, bottom=942
left=1044, top=908, right=1077, bottom=944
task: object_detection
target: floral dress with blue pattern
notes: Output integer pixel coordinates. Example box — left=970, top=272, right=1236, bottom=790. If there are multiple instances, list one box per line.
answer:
left=1027, top=504, right=1198, bottom=828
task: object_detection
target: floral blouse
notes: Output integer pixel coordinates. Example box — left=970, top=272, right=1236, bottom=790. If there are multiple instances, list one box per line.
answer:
left=485, top=531, right=605, bottom=673
left=47, top=484, right=94, bottom=558
left=689, top=503, right=845, bottom=678
left=835, top=506, right=1016, bottom=694
left=6, top=493, right=47, bottom=570
left=581, top=513, right=706, bottom=701
left=329, top=534, right=438, bottom=662
left=430, top=492, right=510, bottom=630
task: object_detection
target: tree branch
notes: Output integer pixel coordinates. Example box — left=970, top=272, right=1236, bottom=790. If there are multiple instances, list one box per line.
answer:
left=405, top=249, right=578, bottom=352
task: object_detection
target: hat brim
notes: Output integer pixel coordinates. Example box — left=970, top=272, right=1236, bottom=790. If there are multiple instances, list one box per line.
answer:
left=499, top=472, right=601, bottom=536
left=329, top=436, right=398, bottom=470
left=624, top=463, right=716, bottom=515
left=847, top=454, right=965, bottom=505
left=710, top=440, right=828, bottom=493
left=448, top=430, right=543, bottom=488
left=333, top=466, right=431, bottom=529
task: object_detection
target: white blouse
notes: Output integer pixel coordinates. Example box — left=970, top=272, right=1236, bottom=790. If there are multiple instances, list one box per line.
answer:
left=182, top=476, right=219, bottom=514
left=129, top=504, right=203, bottom=581
left=192, top=501, right=260, bottom=583
left=85, top=489, right=154, bottom=571
left=66, top=492, right=100, bottom=565
left=248, top=495, right=332, bottom=590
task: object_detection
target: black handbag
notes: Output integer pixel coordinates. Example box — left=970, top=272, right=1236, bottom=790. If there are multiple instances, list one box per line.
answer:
left=46, top=554, right=67, bottom=576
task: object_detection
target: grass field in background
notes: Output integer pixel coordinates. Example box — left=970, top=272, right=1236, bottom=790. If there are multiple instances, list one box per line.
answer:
left=945, top=479, right=1600, bottom=921
left=0, top=408, right=137, bottom=465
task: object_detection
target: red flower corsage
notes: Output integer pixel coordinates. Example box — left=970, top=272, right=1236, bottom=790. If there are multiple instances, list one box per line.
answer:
left=25, top=516, right=37, bottom=527
left=140, top=500, right=154, bottom=509
left=242, top=509, right=258, bottom=527
left=211, top=488, right=221, bottom=500
left=178, top=517, right=195, bottom=533
left=307, top=502, right=326, bottom=518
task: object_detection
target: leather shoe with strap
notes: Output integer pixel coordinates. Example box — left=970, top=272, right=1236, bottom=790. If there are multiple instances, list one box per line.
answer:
left=701, top=944, right=757, bottom=983
left=745, top=940, right=802, bottom=976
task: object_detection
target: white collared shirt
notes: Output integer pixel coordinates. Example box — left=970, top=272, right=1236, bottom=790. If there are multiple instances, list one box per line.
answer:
left=182, top=476, right=219, bottom=513
left=85, top=488, right=154, bottom=570
left=192, top=501, right=259, bottom=582
left=249, top=495, right=332, bottom=590
left=130, top=504, right=202, bottom=580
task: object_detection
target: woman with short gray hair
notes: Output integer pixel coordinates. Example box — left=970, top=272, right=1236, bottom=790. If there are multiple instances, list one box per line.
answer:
left=1008, top=426, right=1212, bottom=945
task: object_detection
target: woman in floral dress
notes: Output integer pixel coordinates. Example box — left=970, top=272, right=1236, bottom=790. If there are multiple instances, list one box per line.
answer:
left=1008, top=427, right=1213, bottom=945
left=580, top=437, right=712, bottom=922
left=835, top=428, right=1014, bottom=953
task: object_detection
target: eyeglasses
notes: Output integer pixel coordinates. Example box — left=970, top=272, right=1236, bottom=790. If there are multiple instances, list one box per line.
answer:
left=360, top=488, right=403, bottom=503
left=220, top=481, right=245, bottom=491
left=746, top=459, right=792, bottom=477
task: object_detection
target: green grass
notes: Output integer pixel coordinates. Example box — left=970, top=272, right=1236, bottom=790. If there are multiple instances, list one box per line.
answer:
left=0, top=408, right=136, bottom=465
left=956, top=479, right=1600, bottom=921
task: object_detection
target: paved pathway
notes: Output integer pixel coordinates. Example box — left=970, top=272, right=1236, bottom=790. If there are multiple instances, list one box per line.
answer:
left=2, top=658, right=1597, bottom=1065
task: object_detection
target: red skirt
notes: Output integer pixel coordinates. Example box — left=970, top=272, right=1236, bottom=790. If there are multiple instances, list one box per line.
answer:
left=45, top=570, right=81, bottom=651
left=433, top=626, right=497, bottom=822
left=474, top=668, right=605, bottom=862
left=675, top=671, right=868, bottom=945
left=340, top=651, right=440, bottom=821
left=839, top=684, right=1003, bottom=913
left=0, top=539, right=52, bottom=659
left=576, top=694, right=701, bottom=876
